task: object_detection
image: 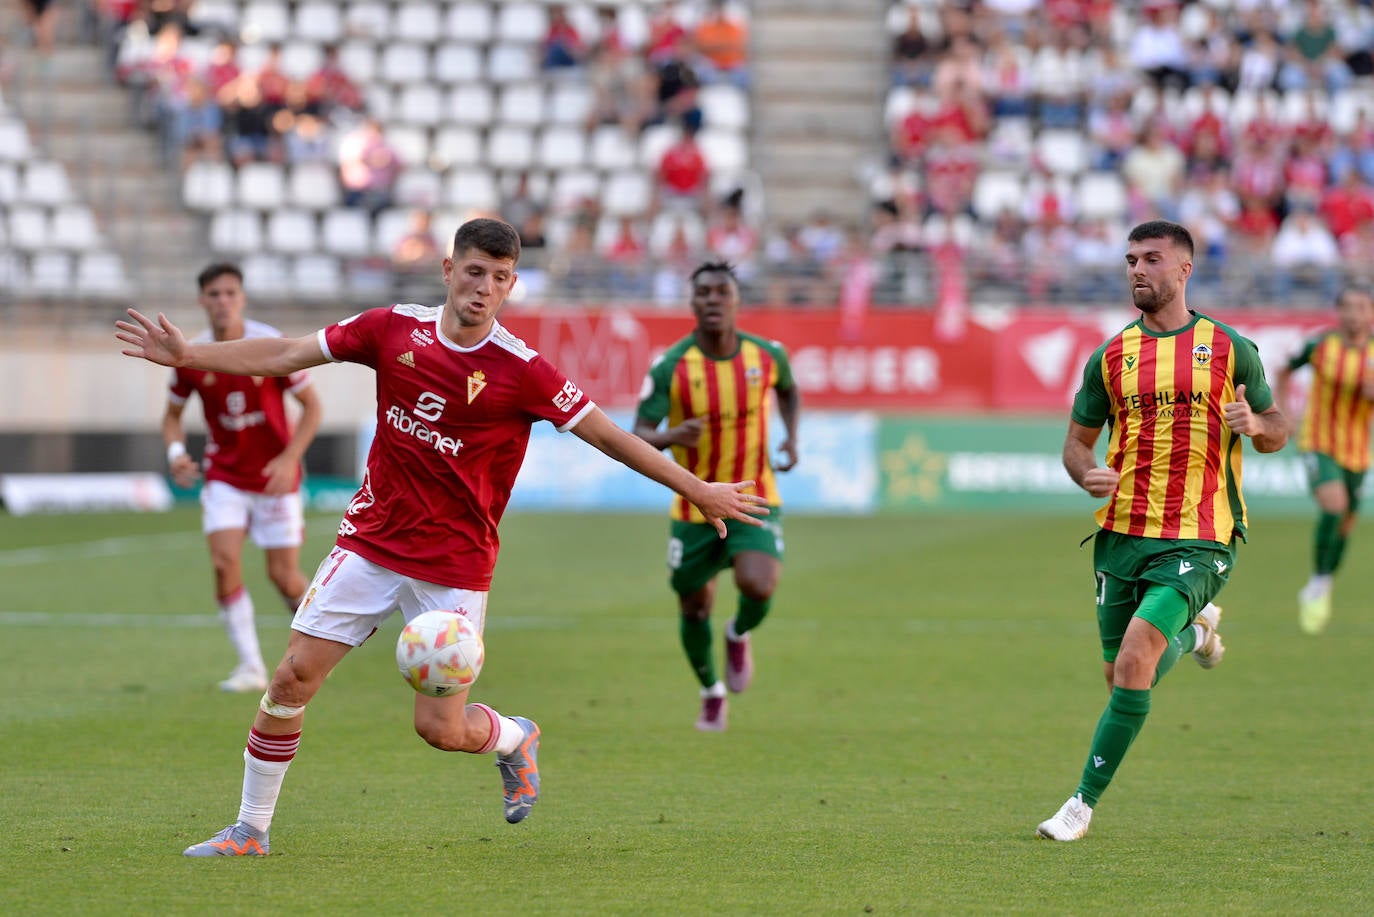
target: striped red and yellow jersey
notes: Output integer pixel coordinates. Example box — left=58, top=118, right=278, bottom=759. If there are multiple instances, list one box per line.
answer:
left=1071, top=312, right=1275, bottom=544
left=637, top=332, right=794, bottom=522
left=1286, top=331, right=1374, bottom=471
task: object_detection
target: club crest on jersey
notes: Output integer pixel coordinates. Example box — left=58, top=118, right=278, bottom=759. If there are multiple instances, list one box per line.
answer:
left=1192, top=343, right=1213, bottom=368
left=467, top=371, right=487, bottom=404
left=397, top=351, right=415, bottom=368
left=746, top=366, right=763, bottom=385
left=410, top=328, right=435, bottom=348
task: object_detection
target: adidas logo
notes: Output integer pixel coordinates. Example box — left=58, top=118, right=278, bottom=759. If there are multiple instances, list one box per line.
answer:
left=397, top=351, right=415, bottom=368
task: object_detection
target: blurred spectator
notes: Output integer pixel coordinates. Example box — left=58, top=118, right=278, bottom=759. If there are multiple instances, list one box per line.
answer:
left=21, top=0, right=59, bottom=61
left=1129, top=0, right=1191, bottom=92
left=1121, top=122, right=1185, bottom=218
left=933, top=36, right=983, bottom=100
left=868, top=199, right=922, bottom=256
left=982, top=32, right=1033, bottom=118
left=304, top=45, right=363, bottom=118
left=222, top=78, right=279, bottom=165
left=645, top=1, right=688, bottom=66
left=1340, top=220, right=1374, bottom=286
left=392, top=210, right=442, bottom=277
left=541, top=4, right=585, bottom=72
left=691, top=0, right=750, bottom=88
left=1271, top=207, right=1341, bottom=301
left=652, top=36, right=703, bottom=132
left=204, top=38, right=241, bottom=99
left=892, top=7, right=934, bottom=89
left=1236, top=30, right=1280, bottom=91
left=1284, top=134, right=1328, bottom=213
left=1319, top=168, right=1374, bottom=243
left=1071, top=217, right=1121, bottom=301
left=602, top=216, right=651, bottom=297
left=138, top=0, right=195, bottom=36
left=585, top=7, right=653, bottom=134
left=1030, top=25, right=1088, bottom=128
left=499, top=172, right=543, bottom=239
left=281, top=112, right=331, bottom=165
left=338, top=117, right=402, bottom=214
left=550, top=214, right=600, bottom=300
left=705, top=190, right=760, bottom=285
left=763, top=224, right=824, bottom=306
left=251, top=43, right=291, bottom=112
left=922, top=124, right=981, bottom=218
left=1088, top=92, right=1138, bottom=170
left=798, top=210, right=846, bottom=268
left=654, top=123, right=710, bottom=214
left=170, top=75, right=223, bottom=171
left=1020, top=209, right=1077, bottom=300
left=1328, top=111, right=1374, bottom=186
left=1177, top=168, right=1241, bottom=277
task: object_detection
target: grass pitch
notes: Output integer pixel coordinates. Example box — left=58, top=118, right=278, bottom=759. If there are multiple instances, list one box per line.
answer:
left=2, top=506, right=1371, bottom=915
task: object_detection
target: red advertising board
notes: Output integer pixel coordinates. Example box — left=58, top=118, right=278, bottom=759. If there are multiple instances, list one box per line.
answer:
left=500, top=306, right=1336, bottom=412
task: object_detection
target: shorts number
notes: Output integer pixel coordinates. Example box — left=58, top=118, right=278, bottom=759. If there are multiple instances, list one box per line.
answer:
left=1095, top=571, right=1106, bottom=607
left=667, top=537, right=684, bottom=570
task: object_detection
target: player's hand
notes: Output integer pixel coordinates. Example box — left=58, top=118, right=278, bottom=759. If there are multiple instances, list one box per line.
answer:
left=694, top=480, right=770, bottom=538
left=775, top=438, right=798, bottom=472
left=115, top=309, right=189, bottom=367
left=260, top=454, right=297, bottom=496
left=1223, top=383, right=1258, bottom=436
left=665, top=417, right=704, bottom=448
left=169, top=454, right=201, bottom=489
left=1080, top=467, right=1120, bottom=499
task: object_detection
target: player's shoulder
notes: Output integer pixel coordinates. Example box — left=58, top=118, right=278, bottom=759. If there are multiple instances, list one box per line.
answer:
left=1193, top=312, right=1259, bottom=353
left=739, top=330, right=788, bottom=356
left=390, top=302, right=441, bottom=323
left=487, top=321, right=539, bottom=364
left=650, top=334, right=698, bottom=370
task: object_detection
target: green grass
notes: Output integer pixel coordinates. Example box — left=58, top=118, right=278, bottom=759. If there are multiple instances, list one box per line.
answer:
left=2, top=507, right=1372, bottom=915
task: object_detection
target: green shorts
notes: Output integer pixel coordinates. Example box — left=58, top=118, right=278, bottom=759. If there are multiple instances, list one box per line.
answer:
left=668, top=507, right=783, bottom=595
left=1092, top=528, right=1236, bottom=662
left=1304, top=452, right=1366, bottom=511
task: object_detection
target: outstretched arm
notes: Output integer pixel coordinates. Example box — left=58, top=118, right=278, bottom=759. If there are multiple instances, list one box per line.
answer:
left=116, top=309, right=328, bottom=376
left=576, top=407, right=767, bottom=537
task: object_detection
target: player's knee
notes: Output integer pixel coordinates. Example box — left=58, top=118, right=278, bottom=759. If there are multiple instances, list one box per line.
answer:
left=736, top=572, right=777, bottom=601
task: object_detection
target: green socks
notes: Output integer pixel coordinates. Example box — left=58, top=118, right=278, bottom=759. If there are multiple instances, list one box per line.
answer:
left=733, top=594, right=772, bottom=635
left=679, top=616, right=716, bottom=688
left=1152, top=625, right=1198, bottom=685
left=1075, top=687, right=1151, bottom=807
left=1315, top=512, right=1344, bottom=575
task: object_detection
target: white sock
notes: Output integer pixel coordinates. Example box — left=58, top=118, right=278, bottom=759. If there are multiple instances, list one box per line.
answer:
left=1308, top=574, right=1333, bottom=593
left=492, top=715, right=527, bottom=756
left=238, top=746, right=294, bottom=832
left=700, top=681, right=726, bottom=700
left=219, top=587, right=264, bottom=673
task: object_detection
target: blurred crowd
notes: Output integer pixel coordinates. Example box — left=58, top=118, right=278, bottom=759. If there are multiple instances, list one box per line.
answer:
left=868, top=0, right=1374, bottom=308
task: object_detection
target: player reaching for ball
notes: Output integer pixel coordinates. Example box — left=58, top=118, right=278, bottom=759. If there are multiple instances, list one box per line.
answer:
left=117, top=218, right=769, bottom=856
left=1036, top=221, right=1288, bottom=841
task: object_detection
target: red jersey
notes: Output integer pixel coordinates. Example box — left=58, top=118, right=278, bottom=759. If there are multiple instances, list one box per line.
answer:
left=320, top=304, right=595, bottom=590
left=169, top=320, right=311, bottom=494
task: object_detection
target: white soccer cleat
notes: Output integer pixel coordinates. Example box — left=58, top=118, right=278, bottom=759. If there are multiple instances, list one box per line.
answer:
left=218, top=666, right=269, bottom=693
left=1036, top=793, right=1093, bottom=841
left=1193, top=603, right=1225, bottom=669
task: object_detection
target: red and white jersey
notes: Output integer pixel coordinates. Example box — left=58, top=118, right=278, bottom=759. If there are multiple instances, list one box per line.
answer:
left=319, top=304, right=595, bottom=590
left=169, top=319, right=312, bottom=493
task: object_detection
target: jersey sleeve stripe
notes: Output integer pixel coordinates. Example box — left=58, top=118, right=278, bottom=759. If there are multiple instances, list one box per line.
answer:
left=555, top=399, right=596, bottom=433
left=316, top=328, right=338, bottom=363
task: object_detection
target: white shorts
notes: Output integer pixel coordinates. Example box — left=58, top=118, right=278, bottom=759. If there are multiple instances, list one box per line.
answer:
left=201, top=479, right=305, bottom=548
left=292, top=546, right=489, bottom=647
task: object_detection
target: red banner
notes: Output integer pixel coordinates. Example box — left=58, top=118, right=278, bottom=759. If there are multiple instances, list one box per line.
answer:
left=500, top=306, right=1336, bottom=412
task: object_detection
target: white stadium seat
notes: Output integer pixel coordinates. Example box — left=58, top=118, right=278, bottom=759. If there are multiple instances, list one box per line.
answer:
left=393, top=167, right=443, bottom=209
left=971, top=171, right=1025, bottom=222
left=0, top=119, right=31, bottom=161
left=292, top=1, right=343, bottom=44
left=599, top=170, right=651, bottom=217
left=21, top=160, right=72, bottom=206
left=237, top=161, right=287, bottom=210
left=240, top=0, right=291, bottom=44
left=49, top=205, right=103, bottom=250
left=385, top=125, right=431, bottom=169
left=485, top=126, right=535, bottom=171
left=0, top=162, right=16, bottom=203
left=699, top=84, right=749, bottom=131
left=337, top=41, right=377, bottom=84
left=292, top=254, right=342, bottom=296
left=241, top=252, right=292, bottom=296
left=394, top=2, right=442, bottom=44
left=486, top=43, right=536, bottom=83
left=433, top=126, right=483, bottom=168
left=75, top=251, right=131, bottom=295
left=443, top=168, right=499, bottom=212
left=381, top=43, right=431, bottom=84
left=29, top=251, right=72, bottom=292
left=8, top=206, right=50, bottom=251
left=288, top=162, right=341, bottom=210
left=447, top=3, right=494, bottom=43
left=183, top=159, right=235, bottom=210
left=345, top=2, right=392, bottom=41
left=497, top=83, right=546, bottom=127
left=497, top=3, right=547, bottom=44
left=590, top=125, right=638, bottom=172
left=537, top=126, right=587, bottom=170
left=397, top=83, right=445, bottom=127
left=320, top=207, right=372, bottom=257
left=265, top=209, right=319, bottom=254
left=1076, top=171, right=1128, bottom=222
left=447, top=84, right=495, bottom=126
left=434, top=44, right=483, bottom=85
left=209, top=209, right=264, bottom=253
left=372, top=207, right=414, bottom=255
left=547, top=81, right=594, bottom=126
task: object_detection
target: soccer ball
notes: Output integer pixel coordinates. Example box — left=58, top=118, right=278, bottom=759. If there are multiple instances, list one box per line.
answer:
left=396, top=610, right=484, bottom=697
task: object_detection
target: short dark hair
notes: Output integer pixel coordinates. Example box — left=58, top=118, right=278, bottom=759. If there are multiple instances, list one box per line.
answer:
left=690, top=260, right=739, bottom=285
left=197, top=262, right=243, bottom=291
left=1128, top=220, right=1194, bottom=258
left=452, top=218, right=521, bottom=263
